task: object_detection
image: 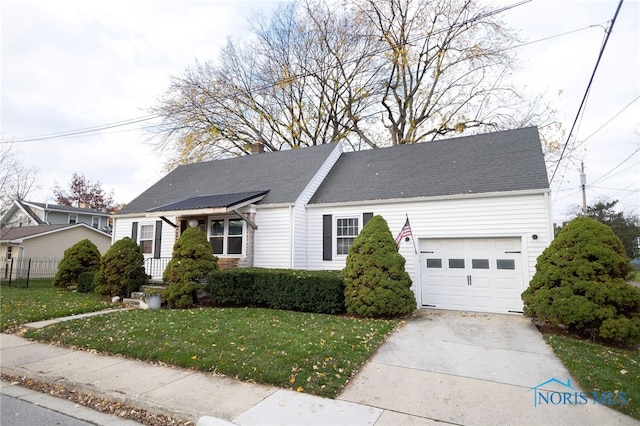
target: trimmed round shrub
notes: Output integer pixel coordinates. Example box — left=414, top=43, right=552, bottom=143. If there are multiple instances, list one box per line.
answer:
left=522, top=216, right=640, bottom=347
left=94, top=237, right=147, bottom=297
left=53, top=239, right=101, bottom=289
left=162, top=226, right=218, bottom=308
left=343, top=215, right=416, bottom=318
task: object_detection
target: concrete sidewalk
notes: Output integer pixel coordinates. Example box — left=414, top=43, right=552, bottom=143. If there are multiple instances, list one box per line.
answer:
left=1, top=310, right=637, bottom=425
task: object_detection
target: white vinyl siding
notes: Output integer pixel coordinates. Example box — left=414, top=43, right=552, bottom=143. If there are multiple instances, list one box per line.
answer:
left=253, top=207, right=293, bottom=268
left=306, top=192, right=552, bottom=304
left=112, top=216, right=177, bottom=259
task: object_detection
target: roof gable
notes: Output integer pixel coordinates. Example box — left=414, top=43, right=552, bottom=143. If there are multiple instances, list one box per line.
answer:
left=118, top=143, right=340, bottom=214
left=310, top=127, right=549, bottom=204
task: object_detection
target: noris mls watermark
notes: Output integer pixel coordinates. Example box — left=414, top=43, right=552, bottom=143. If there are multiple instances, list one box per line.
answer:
left=528, top=378, right=627, bottom=407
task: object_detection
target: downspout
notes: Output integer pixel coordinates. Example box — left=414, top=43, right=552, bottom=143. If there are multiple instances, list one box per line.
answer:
left=544, top=191, right=554, bottom=241
left=289, top=205, right=294, bottom=269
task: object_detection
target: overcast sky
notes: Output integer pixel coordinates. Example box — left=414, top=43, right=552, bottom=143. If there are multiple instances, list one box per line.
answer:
left=1, top=0, right=638, bottom=223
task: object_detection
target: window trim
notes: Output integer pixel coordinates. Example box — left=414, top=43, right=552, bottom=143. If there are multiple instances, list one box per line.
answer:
left=91, top=216, right=100, bottom=229
left=138, top=222, right=156, bottom=257
left=334, top=216, right=360, bottom=257
left=68, top=213, right=77, bottom=224
left=208, top=217, right=246, bottom=257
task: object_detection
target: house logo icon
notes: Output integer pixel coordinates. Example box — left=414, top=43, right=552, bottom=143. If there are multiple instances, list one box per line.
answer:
left=528, top=378, right=575, bottom=407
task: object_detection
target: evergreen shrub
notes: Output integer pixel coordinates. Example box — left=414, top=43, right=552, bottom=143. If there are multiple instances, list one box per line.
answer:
left=53, top=239, right=102, bottom=289
left=522, top=216, right=640, bottom=347
left=94, top=237, right=147, bottom=297
left=343, top=215, right=416, bottom=318
left=162, top=227, right=218, bottom=308
left=77, top=270, right=99, bottom=293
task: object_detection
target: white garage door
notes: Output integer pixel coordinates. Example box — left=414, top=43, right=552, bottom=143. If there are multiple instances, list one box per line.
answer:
left=420, top=237, right=524, bottom=313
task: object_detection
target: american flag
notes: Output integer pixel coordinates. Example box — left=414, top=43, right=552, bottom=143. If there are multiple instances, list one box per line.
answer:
left=395, top=218, right=412, bottom=247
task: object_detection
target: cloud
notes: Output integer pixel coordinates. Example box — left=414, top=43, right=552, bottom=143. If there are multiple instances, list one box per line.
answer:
left=1, top=0, right=637, bottom=218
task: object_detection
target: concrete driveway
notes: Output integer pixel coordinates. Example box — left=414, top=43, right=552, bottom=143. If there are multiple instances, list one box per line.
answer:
left=337, top=310, right=636, bottom=425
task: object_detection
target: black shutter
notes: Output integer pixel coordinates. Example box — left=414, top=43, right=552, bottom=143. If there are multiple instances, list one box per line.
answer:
left=131, top=222, right=138, bottom=241
left=153, top=221, right=163, bottom=259
left=363, top=212, right=373, bottom=226
left=322, top=215, right=332, bottom=261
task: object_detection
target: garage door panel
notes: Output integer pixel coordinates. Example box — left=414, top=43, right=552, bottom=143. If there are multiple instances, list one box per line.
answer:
left=471, top=295, right=492, bottom=309
left=420, top=237, right=524, bottom=313
left=497, top=277, right=518, bottom=290
left=471, top=277, right=490, bottom=289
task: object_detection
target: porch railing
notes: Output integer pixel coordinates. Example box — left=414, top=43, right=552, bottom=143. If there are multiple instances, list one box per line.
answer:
left=144, top=257, right=171, bottom=280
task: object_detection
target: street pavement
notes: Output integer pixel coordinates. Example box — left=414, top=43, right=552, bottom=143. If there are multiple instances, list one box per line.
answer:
left=1, top=309, right=637, bottom=425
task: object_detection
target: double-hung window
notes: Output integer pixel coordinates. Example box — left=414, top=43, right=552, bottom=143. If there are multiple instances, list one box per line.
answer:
left=336, top=217, right=359, bottom=255
left=68, top=214, right=77, bottom=224
left=92, top=216, right=100, bottom=229
left=209, top=218, right=244, bottom=255
left=139, top=224, right=154, bottom=255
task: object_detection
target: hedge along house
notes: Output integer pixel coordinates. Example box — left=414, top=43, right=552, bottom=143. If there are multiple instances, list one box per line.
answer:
left=112, top=127, right=552, bottom=314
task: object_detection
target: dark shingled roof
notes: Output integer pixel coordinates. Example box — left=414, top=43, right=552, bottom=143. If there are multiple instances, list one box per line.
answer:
left=309, top=127, right=549, bottom=204
left=118, top=143, right=339, bottom=214
left=147, top=190, right=269, bottom=212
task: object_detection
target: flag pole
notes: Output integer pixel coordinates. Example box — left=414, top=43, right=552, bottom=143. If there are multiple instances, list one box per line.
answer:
left=407, top=214, right=417, bottom=254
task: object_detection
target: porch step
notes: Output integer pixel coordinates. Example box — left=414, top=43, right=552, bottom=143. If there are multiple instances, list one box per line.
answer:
left=123, top=298, right=141, bottom=307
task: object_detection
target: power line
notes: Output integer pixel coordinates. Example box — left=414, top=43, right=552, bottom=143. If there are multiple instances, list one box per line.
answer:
left=549, top=0, right=624, bottom=184
left=591, top=146, right=640, bottom=186
left=1, top=115, right=159, bottom=144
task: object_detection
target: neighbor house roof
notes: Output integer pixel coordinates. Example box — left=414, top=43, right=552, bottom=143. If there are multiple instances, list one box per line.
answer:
left=309, top=126, right=549, bottom=204
left=22, top=201, right=111, bottom=216
left=0, top=223, right=111, bottom=242
left=15, top=200, right=46, bottom=224
left=118, top=143, right=340, bottom=215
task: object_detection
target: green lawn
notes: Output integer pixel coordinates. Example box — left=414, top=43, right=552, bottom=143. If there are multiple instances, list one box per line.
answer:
left=25, top=308, right=399, bottom=398
left=0, top=286, right=115, bottom=332
left=544, top=334, right=640, bottom=420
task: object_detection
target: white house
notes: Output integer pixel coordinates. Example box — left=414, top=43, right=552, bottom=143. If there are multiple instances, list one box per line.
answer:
left=112, top=127, right=552, bottom=314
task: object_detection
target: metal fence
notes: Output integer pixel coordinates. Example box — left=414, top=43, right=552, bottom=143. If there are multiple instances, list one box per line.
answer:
left=0, top=256, right=171, bottom=287
left=1, top=256, right=60, bottom=287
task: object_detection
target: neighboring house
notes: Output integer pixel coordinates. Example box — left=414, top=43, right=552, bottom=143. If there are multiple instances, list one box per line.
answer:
left=112, top=127, right=553, bottom=314
left=1, top=224, right=112, bottom=279
left=1, top=200, right=111, bottom=232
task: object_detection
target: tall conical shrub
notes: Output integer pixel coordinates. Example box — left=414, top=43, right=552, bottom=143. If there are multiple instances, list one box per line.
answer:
left=94, top=237, right=146, bottom=297
left=162, top=226, right=218, bottom=308
left=343, top=215, right=416, bottom=318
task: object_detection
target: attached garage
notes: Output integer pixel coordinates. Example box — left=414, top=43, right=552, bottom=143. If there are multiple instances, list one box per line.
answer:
left=419, top=237, right=525, bottom=313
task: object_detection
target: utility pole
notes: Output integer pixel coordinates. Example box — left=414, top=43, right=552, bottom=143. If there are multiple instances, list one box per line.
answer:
left=580, top=161, right=587, bottom=215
